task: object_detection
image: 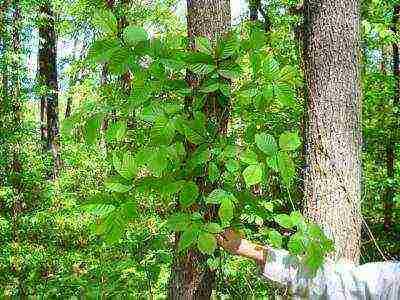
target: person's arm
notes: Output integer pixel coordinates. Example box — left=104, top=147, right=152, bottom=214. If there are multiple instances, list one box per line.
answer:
left=216, top=228, right=268, bottom=266
left=216, top=228, right=315, bottom=297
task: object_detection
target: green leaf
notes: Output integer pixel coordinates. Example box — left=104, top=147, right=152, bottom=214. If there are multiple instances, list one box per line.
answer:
left=217, top=65, right=242, bottom=80
left=167, top=213, right=191, bottom=232
left=106, top=121, right=127, bottom=142
left=288, top=233, right=305, bottom=255
left=178, top=226, right=199, bottom=252
left=123, top=26, right=148, bottom=46
left=87, top=38, right=120, bottom=63
left=277, top=151, right=295, bottom=187
left=104, top=178, right=132, bottom=193
left=263, top=56, right=280, bottom=81
left=197, top=232, right=217, bottom=255
left=84, top=116, right=101, bottom=145
left=218, top=198, right=234, bottom=224
left=96, top=210, right=125, bottom=244
left=205, top=223, right=223, bottom=234
left=290, top=211, right=304, bottom=227
left=218, top=34, right=239, bottom=59
left=151, top=115, right=175, bottom=145
left=180, top=181, right=199, bottom=208
left=279, top=132, right=301, bottom=151
left=275, top=214, right=294, bottom=229
left=268, top=230, right=283, bottom=248
left=195, top=36, right=212, bottom=55
left=275, top=83, right=295, bottom=107
left=200, top=83, right=220, bottom=93
left=255, top=132, right=278, bottom=156
left=225, top=159, right=239, bottom=173
left=206, top=189, right=231, bottom=204
left=267, top=155, right=279, bottom=172
left=240, top=149, right=258, bottom=165
left=190, top=63, right=216, bottom=75
left=113, top=152, right=137, bottom=180
left=219, top=84, right=231, bottom=97
left=242, top=164, right=263, bottom=187
left=92, top=9, right=117, bottom=35
left=208, top=162, right=220, bottom=183
left=147, top=147, right=169, bottom=177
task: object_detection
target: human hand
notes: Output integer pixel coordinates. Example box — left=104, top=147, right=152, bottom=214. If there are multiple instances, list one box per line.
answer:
left=216, top=228, right=245, bottom=255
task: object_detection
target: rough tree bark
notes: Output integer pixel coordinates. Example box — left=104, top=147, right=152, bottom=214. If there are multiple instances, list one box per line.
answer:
left=303, top=0, right=362, bottom=263
left=384, top=4, right=400, bottom=232
left=168, top=1, right=231, bottom=299
left=38, top=1, right=61, bottom=179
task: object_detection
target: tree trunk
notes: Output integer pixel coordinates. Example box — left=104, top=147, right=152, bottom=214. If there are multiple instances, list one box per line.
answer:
left=303, top=0, right=362, bottom=263
left=38, top=1, right=61, bottom=179
left=384, top=4, right=400, bottom=232
left=249, top=0, right=259, bottom=21
left=168, top=1, right=230, bottom=299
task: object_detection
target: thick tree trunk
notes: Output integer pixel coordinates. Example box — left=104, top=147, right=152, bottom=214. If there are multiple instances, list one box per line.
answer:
left=303, top=0, right=362, bottom=263
left=38, top=2, right=61, bottom=179
left=384, top=4, right=400, bottom=232
left=168, top=1, right=230, bottom=299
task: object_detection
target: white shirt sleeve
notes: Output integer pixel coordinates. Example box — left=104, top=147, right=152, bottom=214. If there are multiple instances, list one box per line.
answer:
left=262, top=247, right=400, bottom=299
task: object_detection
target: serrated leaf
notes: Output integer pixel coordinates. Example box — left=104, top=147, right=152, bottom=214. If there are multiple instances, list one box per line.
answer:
left=123, top=26, right=148, bottom=46
left=242, top=164, right=263, bottom=187
left=197, top=232, right=217, bottom=255
left=178, top=227, right=199, bottom=252
left=279, top=132, right=301, bottom=151
left=240, top=149, right=258, bottom=165
left=167, top=213, right=191, bottom=232
left=195, top=36, right=212, bottom=55
left=218, top=198, right=234, bottom=224
left=180, top=181, right=199, bottom=208
left=255, top=132, right=278, bottom=156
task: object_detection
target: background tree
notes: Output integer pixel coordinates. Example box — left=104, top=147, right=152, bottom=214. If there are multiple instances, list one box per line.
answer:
left=303, top=0, right=362, bottom=262
left=38, top=0, right=61, bottom=179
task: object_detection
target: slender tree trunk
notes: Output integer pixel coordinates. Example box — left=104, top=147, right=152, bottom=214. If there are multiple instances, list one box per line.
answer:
left=303, top=0, right=362, bottom=263
left=168, top=1, right=230, bottom=299
left=249, top=0, right=259, bottom=21
left=384, top=4, right=400, bottom=231
left=0, top=2, right=9, bottom=103
left=38, top=1, right=61, bottom=179
left=65, top=38, right=79, bottom=119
